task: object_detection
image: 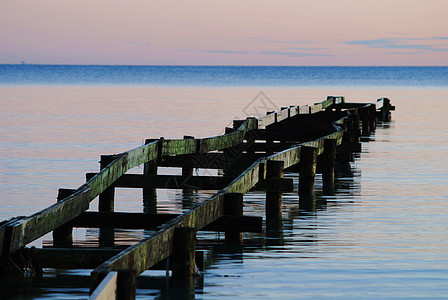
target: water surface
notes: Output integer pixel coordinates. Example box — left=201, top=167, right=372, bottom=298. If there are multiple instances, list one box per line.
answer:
left=0, top=66, right=447, bottom=299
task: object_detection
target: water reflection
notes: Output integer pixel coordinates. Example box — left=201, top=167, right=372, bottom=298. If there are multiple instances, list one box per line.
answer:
left=4, top=86, right=448, bottom=298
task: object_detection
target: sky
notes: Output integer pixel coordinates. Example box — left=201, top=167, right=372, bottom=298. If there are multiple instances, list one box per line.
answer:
left=1, top=0, right=447, bottom=66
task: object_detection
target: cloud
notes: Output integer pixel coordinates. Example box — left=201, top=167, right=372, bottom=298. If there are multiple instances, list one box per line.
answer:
left=130, top=42, right=151, bottom=47
left=204, top=50, right=251, bottom=55
left=346, top=38, right=448, bottom=52
left=178, top=48, right=332, bottom=57
left=291, top=47, right=327, bottom=51
left=388, top=52, right=422, bottom=55
left=178, top=49, right=250, bottom=55
left=259, top=51, right=333, bottom=57
left=247, top=37, right=315, bottom=44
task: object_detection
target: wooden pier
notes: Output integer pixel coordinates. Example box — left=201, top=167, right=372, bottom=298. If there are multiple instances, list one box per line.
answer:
left=0, top=96, right=394, bottom=299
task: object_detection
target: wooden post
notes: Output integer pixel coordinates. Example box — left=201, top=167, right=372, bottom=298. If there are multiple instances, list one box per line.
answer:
left=351, top=109, right=361, bottom=141
left=117, top=269, right=137, bottom=300
left=322, top=139, right=337, bottom=195
left=52, top=189, right=75, bottom=247
left=369, top=104, right=377, bottom=131
left=224, top=193, right=243, bottom=245
left=265, top=160, right=284, bottom=220
left=99, top=155, right=117, bottom=247
left=265, top=160, right=284, bottom=246
left=378, top=98, right=393, bottom=122
left=299, top=146, right=317, bottom=197
left=99, top=155, right=117, bottom=212
left=143, top=139, right=159, bottom=214
left=171, top=227, right=197, bottom=299
left=182, top=136, right=195, bottom=203
left=265, top=111, right=275, bottom=155
left=361, top=106, right=371, bottom=136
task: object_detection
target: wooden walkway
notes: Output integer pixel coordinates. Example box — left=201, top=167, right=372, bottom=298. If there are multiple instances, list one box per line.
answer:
left=0, top=96, right=394, bottom=299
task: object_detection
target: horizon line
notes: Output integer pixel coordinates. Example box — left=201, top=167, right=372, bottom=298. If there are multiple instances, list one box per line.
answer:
left=1, top=63, right=447, bottom=67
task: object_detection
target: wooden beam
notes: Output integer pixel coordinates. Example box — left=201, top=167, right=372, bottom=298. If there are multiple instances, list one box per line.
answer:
left=65, top=212, right=262, bottom=233
left=90, top=191, right=226, bottom=286
left=111, top=174, right=232, bottom=190
left=0, top=141, right=161, bottom=255
left=2, top=187, right=92, bottom=255
left=91, top=156, right=267, bottom=283
left=35, top=247, right=205, bottom=271
left=224, top=193, right=243, bottom=245
left=223, top=160, right=263, bottom=194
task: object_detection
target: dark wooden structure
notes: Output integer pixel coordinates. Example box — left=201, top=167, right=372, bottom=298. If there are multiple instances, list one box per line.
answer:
left=0, top=96, right=394, bottom=299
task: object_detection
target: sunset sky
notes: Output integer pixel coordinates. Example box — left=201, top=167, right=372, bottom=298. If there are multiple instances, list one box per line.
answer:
left=1, top=0, right=447, bottom=65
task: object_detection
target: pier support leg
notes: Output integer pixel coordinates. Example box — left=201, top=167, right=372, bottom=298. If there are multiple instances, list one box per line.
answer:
left=224, top=193, right=244, bottom=245
left=369, top=104, right=377, bottom=131
left=265, top=160, right=284, bottom=220
left=352, top=109, right=361, bottom=141
left=182, top=136, right=195, bottom=207
left=299, top=146, right=317, bottom=209
left=322, top=139, right=337, bottom=195
left=143, top=139, right=158, bottom=214
left=299, top=147, right=317, bottom=197
left=378, top=98, right=393, bottom=122
left=265, top=160, right=285, bottom=246
left=172, top=227, right=197, bottom=299
left=99, top=155, right=117, bottom=212
left=53, top=189, right=75, bottom=247
left=361, top=106, right=371, bottom=136
left=99, top=155, right=116, bottom=247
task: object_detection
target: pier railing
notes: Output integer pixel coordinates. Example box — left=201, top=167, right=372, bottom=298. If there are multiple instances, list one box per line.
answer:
left=0, top=96, right=394, bottom=299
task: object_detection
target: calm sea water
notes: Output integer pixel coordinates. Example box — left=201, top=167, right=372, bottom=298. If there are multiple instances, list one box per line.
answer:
left=0, top=66, right=447, bottom=299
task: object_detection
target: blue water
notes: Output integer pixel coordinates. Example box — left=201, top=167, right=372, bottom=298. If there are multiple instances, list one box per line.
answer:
left=1, top=65, right=448, bottom=299
left=1, top=65, right=448, bottom=87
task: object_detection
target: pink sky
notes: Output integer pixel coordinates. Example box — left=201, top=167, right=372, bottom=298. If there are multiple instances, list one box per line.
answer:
left=1, top=0, right=447, bottom=65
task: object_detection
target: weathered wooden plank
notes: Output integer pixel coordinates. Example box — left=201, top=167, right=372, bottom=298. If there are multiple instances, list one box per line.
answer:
left=35, top=247, right=205, bottom=271
left=91, top=227, right=175, bottom=285
left=109, top=174, right=231, bottom=190
left=160, top=119, right=258, bottom=156
left=90, top=271, right=117, bottom=300
left=4, top=187, right=91, bottom=255
left=124, top=141, right=160, bottom=172
left=1, top=142, right=161, bottom=255
left=324, top=96, right=345, bottom=108
left=91, top=192, right=226, bottom=283
left=66, top=212, right=261, bottom=233
left=267, top=146, right=301, bottom=169
left=318, top=97, right=334, bottom=110
left=302, top=139, right=326, bottom=155
left=310, top=103, right=322, bottom=114
left=223, top=160, right=263, bottom=194
left=87, top=141, right=159, bottom=199
left=277, top=108, right=289, bottom=122
left=265, top=130, right=344, bottom=170
left=299, top=105, right=310, bottom=114
left=258, top=112, right=277, bottom=129
left=376, top=98, right=384, bottom=110
left=289, top=106, right=299, bottom=117
left=161, top=138, right=197, bottom=156
left=199, top=130, right=245, bottom=153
